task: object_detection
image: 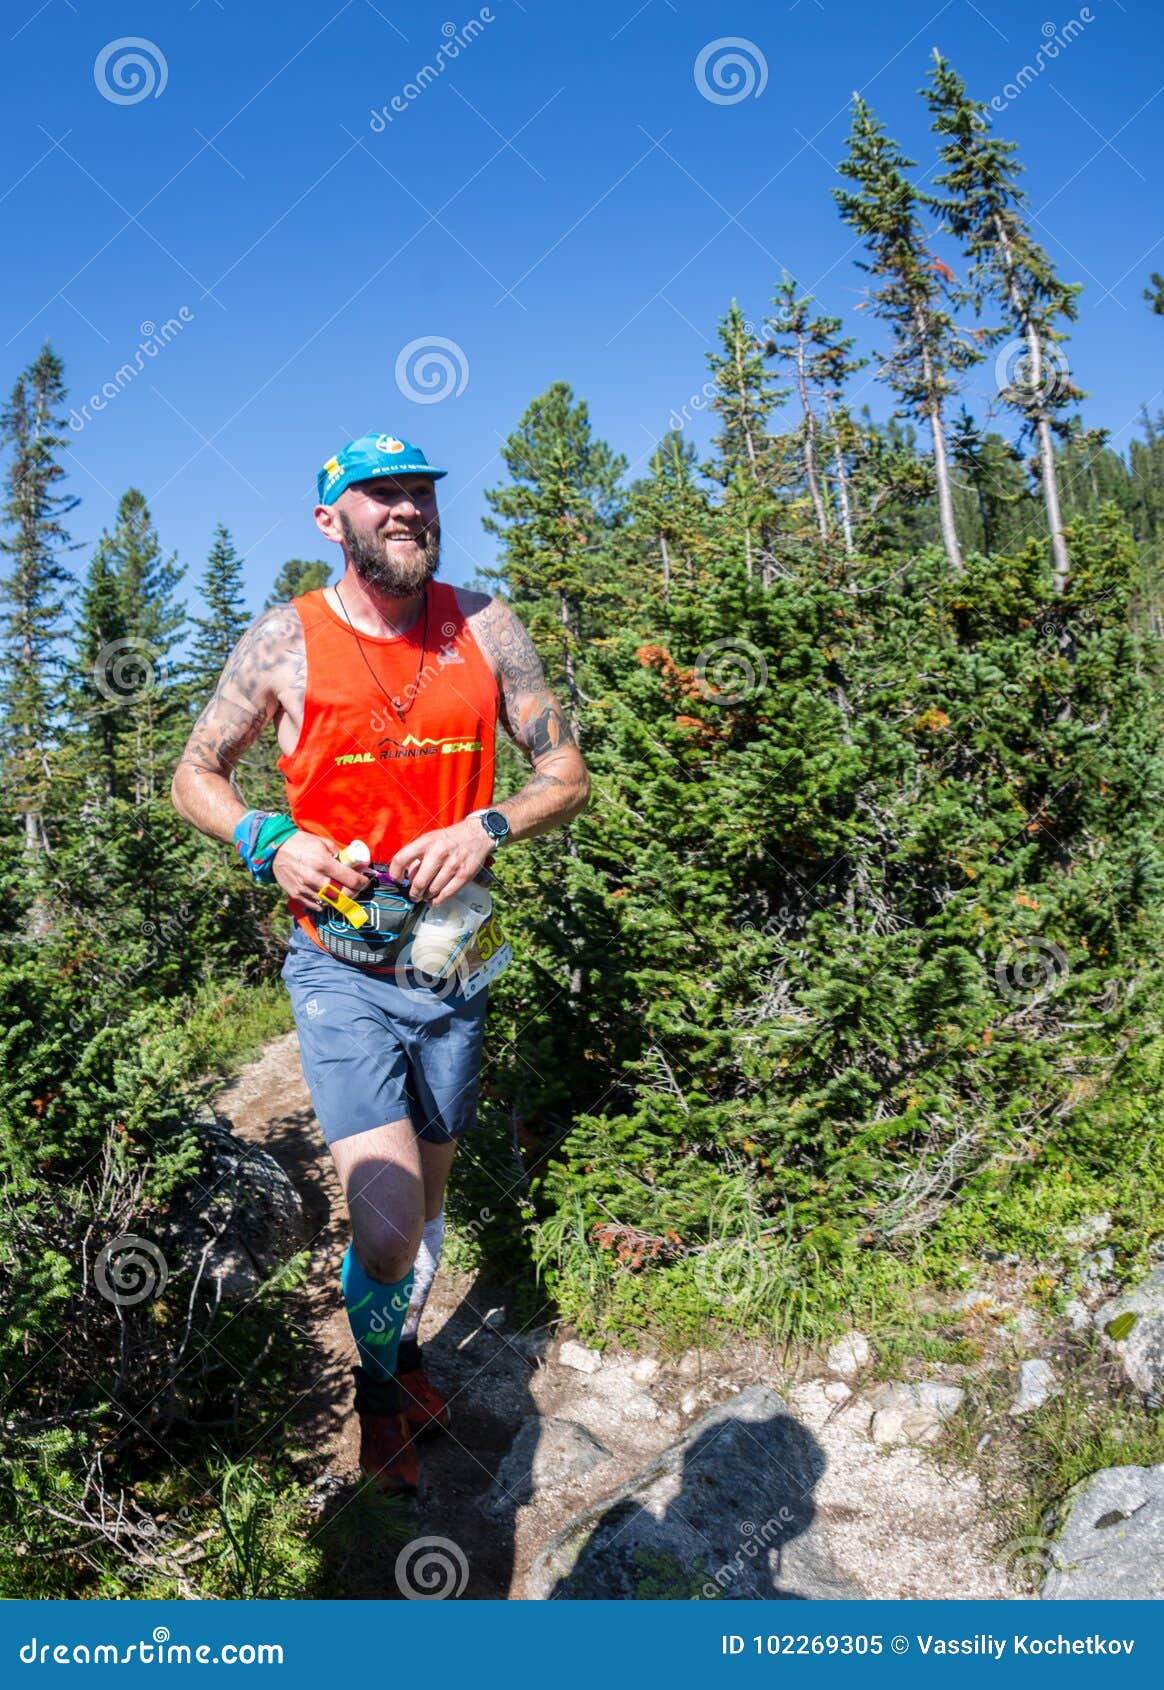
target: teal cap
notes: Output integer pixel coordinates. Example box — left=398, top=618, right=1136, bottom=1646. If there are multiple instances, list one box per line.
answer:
left=316, top=433, right=447, bottom=505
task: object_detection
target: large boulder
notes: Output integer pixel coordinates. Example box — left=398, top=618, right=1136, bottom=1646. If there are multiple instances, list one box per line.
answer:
left=481, top=1418, right=612, bottom=1519
left=165, top=1117, right=308, bottom=1303
left=1094, top=1266, right=1164, bottom=1404
left=1043, top=1465, right=1164, bottom=1599
left=525, top=1385, right=862, bottom=1600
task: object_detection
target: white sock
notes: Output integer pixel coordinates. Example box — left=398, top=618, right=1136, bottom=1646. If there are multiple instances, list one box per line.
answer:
left=402, top=1210, right=446, bottom=1340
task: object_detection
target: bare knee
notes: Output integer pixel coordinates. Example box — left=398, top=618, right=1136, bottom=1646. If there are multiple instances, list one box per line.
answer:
left=352, top=1215, right=422, bottom=1285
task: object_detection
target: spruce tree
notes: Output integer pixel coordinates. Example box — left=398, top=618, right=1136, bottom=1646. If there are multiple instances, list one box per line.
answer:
left=71, top=537, right=128, bottom=800
left=186, top=523, right=249, bottom=711
left=926, top=52, right=1082, bottom=592
left=0, top=343, right=79, bottom=853
left=481, top=382, right=625, bottom=737
left=625, top=431, right=714, bottom=602
left=264, top=557, right=330, bottom=607
left=834, top=95, right=974, bottom=573
left=765, top=276, right=829, bottom=544
left=702, top=301, right=786, bottom=583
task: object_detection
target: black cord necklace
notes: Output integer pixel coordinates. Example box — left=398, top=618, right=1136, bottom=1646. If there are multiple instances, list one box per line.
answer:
left=333, top=580, right=429, bottom=727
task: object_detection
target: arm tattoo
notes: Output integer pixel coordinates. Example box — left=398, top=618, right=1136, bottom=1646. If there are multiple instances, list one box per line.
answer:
left=471, top=597, right=577, bottom=760
left=178, top=603, right=302, bottom=776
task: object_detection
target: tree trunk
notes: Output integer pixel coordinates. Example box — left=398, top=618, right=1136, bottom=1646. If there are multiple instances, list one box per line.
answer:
left=994, top=216, right=1070, bottom=595
left=824, top=399, right=855, bottom=558
left=795, top=336, right=828, bottom=544
left=658, top=532, right=671, bottom=601
left=911, top=300, right=962, bottom=573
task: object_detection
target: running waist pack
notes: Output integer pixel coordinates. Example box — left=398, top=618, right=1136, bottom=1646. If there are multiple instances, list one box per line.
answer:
left=311, top=867, right=424, bottom=970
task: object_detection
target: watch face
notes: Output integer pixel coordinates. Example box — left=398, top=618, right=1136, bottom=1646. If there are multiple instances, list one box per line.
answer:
left=484, top=810, right=509, bottom=839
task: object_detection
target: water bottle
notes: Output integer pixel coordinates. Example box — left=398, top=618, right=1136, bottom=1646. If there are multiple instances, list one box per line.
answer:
left=407, top=878, right=493, bottom=981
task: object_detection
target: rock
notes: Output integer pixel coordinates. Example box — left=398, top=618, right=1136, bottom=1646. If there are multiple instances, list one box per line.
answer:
left=1094, top=1266, right=1164, bottom=1402
left=679, top=1389, right=699, bottom=1415
left=525, top=1385, right=862, bottom=1600
left=166, top=1118, right=307, bottom=1305
left=587, top=1368, right=658, bottom=1422
left=628, top=1356, right=660, bottom=1385
left=558, top=1339, right=602, bottom=1374
left=1080, top=1247, right=1116, bottom=1293
left=1063, top=1213, right=1111, bottom=1248
left=1062, top=1299, right=1092, bottom=1333
left=823, top=1380, right=852, bottom=1404
left=480, top=1418, right=611, bottom=1519
left=1043, top=1465, right=1164, bottom=1599
left=676, top=1351, right=702, bottom=1381
left=868, top=1382, right=964, bottom=1445
left=511, top=1327, right=554, bottom=1363
left=826, top=1331, right=870, bottom=1377
left=1009, top=1358, right=1057, bottom=1416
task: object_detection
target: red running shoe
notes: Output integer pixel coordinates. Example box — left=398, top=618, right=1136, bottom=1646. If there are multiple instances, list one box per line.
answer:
left=352, top=1366, right=419, bottom=1494
left=396, top=1350, right=452, bottom=1437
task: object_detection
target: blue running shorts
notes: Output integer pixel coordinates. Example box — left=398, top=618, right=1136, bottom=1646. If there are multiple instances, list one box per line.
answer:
left=279, top=924, right=489, bottom=1146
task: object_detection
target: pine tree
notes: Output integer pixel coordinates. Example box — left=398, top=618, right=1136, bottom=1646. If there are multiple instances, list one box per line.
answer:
left=0, top=343, right=79, bottom=853
left=264, top=557, right=330, bottom=607
left=482, top=382, right=625, bottom=737
left=703, top=301, right=786, bottom=582
left=764, top=276, right=829, bottom=544
left=834, top=95, right=974, bottom=573
left=625, top=431, right=714, bottom=602
left=926, top=52, right=1083, bottom=593
left=1145, top=273, right=1164, bottom=316
left=71, top=537, right=128, bottom=799
left=102, top=490, right=185, bottom=803
left=186, top=523, right=249, bottom=710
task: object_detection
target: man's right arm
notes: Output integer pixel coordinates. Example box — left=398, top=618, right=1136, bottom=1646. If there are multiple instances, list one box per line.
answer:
left=170, top=604, right=295, bottom=844
left=170, top=604, right=367, bottom=913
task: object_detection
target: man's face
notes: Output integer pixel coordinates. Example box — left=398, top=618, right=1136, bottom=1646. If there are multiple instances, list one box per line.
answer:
left=336, top=474, right=441, bottom=595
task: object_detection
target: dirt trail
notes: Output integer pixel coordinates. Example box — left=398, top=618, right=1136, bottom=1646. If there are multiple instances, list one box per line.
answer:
left=212, top=1032, right=1019, bottom=1601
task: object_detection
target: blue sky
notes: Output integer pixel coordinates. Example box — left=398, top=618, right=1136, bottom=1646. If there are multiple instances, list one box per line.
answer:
left=3, top=0, right=1162, bottom=611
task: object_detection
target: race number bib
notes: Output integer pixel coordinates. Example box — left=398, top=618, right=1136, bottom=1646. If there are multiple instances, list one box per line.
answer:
left=455, top=911, right=513, bottom=1001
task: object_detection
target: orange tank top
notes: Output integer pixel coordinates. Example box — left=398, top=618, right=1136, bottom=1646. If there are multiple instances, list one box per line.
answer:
left=277, top=581, right=498, bottom=952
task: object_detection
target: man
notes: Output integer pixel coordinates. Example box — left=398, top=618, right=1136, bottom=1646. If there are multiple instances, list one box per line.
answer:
left=170, top=432, right=589, bottom=1493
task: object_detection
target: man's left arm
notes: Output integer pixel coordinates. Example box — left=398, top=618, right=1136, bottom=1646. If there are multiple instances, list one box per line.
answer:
left=388, top=598, right=590, bottom=904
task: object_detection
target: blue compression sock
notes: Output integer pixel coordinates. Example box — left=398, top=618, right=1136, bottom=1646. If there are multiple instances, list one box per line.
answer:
left=341, top=1243, right=414, bottom=1382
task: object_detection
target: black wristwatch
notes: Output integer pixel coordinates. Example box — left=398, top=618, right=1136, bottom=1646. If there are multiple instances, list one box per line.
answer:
left=478, top=809, right=511, bottom=847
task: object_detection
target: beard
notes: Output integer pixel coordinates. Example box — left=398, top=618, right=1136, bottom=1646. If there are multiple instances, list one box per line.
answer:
left=338, top=509, right=441, bottom=596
